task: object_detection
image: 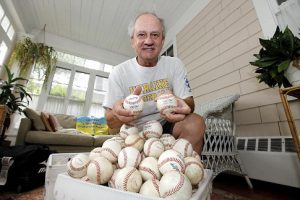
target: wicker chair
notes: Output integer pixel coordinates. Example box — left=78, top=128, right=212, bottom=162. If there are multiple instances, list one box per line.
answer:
left=195, top=94, right=253, bottom=188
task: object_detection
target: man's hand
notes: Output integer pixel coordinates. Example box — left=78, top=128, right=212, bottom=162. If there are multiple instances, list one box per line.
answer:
left=106, top=86, right=142, bottom=128
left=160, top=97, right=191, bottom=123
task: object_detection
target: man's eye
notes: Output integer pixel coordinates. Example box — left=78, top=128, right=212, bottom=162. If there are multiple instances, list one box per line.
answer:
left=137, top=33, right=146, bottom=38
left=152, top=33, right=159, bottom=39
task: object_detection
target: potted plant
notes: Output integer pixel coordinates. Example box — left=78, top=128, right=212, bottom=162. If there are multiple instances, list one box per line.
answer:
left=0, top=65, right=32, bottom=145
left=250, top=26, right=300, bottom=88
left=8, top=37, right=57, bottom=87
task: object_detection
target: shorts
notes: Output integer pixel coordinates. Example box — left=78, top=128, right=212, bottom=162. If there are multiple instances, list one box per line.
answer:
left=162, top=121, right=175, bottom=134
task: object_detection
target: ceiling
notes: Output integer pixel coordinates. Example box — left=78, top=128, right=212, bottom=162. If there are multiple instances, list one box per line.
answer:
left=9, top=0, right=198, bottom=58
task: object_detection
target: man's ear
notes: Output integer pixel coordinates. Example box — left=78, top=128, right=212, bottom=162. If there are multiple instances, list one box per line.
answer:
left=130, top=37, right=135, bottom=48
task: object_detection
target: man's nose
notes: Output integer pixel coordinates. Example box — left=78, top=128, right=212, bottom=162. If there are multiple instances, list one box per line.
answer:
left=144, top=35, right=154, bottom=45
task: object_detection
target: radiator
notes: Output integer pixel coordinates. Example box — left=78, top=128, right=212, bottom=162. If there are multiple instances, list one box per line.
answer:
left=236, top=136, right=300, bottom=188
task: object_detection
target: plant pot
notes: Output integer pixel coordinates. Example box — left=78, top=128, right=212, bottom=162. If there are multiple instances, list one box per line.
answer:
left=284, top=63, right=300, bottom=86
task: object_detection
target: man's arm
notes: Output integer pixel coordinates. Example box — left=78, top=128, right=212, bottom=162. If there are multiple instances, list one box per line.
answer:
left=183, top=96, right=195, bottom=113
left=105, top=108, right=124, bottom=129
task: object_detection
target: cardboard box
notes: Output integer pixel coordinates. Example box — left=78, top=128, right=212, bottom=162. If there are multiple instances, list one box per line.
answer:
left=53, top=170, right=213, bottom=200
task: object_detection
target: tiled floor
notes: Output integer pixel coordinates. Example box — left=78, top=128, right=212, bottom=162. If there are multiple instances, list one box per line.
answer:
left=212, top=173, right=300, bottom=200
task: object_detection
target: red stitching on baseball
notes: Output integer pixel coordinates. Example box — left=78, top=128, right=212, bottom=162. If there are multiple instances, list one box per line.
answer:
left=69, top=158, right=90, bottom=171
left=139, top=166, right=159, bottom=180
left=119, top=149, right=127, bottom=168
left=91, top=160, right=101, bottom=184
left=122, top=168, right=136, bottom=191
left=125, top=136, right=143, bottom=147
left=100, top=147, right=118, bottom=159
left=152, top=179, right=159, bottom=194
left=158, top=157, right=185, bottom=173
left=146, top=138, right=160, bottom=156
left=161, top=172, right=185, bottom=198
left=185, top=161, right=202, bottom=169
left=134, top=153, right=141, bottom=168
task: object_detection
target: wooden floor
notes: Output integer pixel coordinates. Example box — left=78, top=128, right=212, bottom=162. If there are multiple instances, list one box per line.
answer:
left=212, top=173, right=300, bottom=200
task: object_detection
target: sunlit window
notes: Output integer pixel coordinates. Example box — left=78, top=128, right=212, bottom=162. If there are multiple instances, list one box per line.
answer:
left=50, top=67, right=71, bottom=97
left=0, top=41, right=7, bottom=65
left=70, top=71, right=89, bottom=101
left=0, top=4, right=4, bottom=20
left=84, top=59, right=101, bottom=70
left=7, top=25, right=15, bottom=40
left=1, top=15, right=10, bottom=32
left=104, top=64, right=113, bottom=73
left=89, top=76, right=108, bottom=117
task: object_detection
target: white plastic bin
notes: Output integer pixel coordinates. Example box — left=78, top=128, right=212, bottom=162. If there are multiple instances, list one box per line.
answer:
left=53, top=169, right=213, bottom=200
left=44, top=153, right=88, bottom=200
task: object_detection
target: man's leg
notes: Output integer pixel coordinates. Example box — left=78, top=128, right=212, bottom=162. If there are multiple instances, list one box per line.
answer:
left=172, top=113, right=205, bottom=155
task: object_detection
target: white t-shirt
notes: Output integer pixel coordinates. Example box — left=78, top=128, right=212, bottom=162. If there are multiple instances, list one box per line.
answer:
left=103, top=56, right=193, bottom=130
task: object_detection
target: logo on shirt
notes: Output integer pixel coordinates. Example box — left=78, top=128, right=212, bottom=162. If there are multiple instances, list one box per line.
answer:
left=184, top=76, right=192, bottom=92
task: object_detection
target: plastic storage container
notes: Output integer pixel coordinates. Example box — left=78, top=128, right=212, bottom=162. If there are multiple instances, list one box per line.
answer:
left=44, top=153, right=88, bottom=200
left=53, top=169, right=213, bottom=200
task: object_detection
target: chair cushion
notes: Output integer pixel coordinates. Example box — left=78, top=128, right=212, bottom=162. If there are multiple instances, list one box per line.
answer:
left=41, top=112, right=54, bottom=132
left=49, top=114, right=63, bottom=131
left=55, top=114, right=76, bottom=129
left=25, top=130, right=94, bottom=146
left=23, top=108, right=46, bottom=131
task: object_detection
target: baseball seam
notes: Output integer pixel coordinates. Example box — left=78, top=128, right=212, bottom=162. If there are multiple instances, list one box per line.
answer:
left=161, top=172, right=185, bottom=198
left=122, top=168, right=136, bottom=191
left=158, top=157, right=185, bottom=173
left=139, top=166, right=159, bottom=180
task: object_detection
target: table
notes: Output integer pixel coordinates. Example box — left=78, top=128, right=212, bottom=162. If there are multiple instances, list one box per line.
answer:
left=279, top=85, right=300, bottom=160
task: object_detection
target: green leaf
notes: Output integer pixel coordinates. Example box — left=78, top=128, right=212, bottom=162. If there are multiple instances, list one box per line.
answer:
left=278, top=59, right=291, bottom=72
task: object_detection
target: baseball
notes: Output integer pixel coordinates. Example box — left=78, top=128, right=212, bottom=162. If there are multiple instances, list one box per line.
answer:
left=125, top=134, right=145, bottom=152
left=160, top=134, right=176, bottom=150
left=108, top=169, right=120, bottom=188
left=139, top=178, right=160, bottom=198
left=184, top=157, right=204, bottom=185
left=87, top=156, right=113, bottom=184
left=156, top=92, right=177, bottom=114
left=143, top=120, right=163, bottom=139
left=192, top=150, right=201, bottom=162
left=118, top=146, right=141, bottom=168
left=107, top=136, right=125, bottom=148
left=89, top=147, right=102, bottom=160
left=115, top=166, right=142, bottom=193
left=172, top=138, right=193, bottom=158
left=119, top=124, right=139, bottom=139
left=159, top=170, right=192, bottom=200
left=67, top=153, right=90, bottom=178
left=99, top=140, right=122, bottom=163
left=123, top=94, right=144, bottom=114
left=157, top=149, right=185, bottom=175
left=143, top=138, right=165, bottom=158
left=138, top=157, right=161, bottom=181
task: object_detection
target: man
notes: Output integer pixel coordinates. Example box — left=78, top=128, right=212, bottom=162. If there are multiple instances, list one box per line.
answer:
left=103, top=12, right=205, bottom=154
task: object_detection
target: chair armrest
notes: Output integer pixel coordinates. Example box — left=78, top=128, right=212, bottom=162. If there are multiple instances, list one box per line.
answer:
left=15, top=118, right=32, bottom=145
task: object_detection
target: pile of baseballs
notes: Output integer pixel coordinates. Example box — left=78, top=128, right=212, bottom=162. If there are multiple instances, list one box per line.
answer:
left=66, top=120, right=205, bottom=200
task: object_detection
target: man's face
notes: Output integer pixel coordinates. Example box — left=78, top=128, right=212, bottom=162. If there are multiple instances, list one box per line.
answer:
left=131, top=14, right=165, bottom=67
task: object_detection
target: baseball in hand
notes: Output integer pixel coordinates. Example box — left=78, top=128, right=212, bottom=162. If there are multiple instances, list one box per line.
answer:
left=123, top=94, right=144, bottom=114
left=156, top=92, right=177, bottom=114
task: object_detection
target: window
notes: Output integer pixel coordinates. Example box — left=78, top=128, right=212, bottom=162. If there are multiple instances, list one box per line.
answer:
left=7, top=25, right=15, bottom=40
left=0, top=41, right=7, bottom=65
left=1, top=15, right=10, bottom=32
left=161, top=45, right=174, bottom=57
left=67, top=71, right=90, bottom=116
left=89, top=76, right=108, bottom=117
